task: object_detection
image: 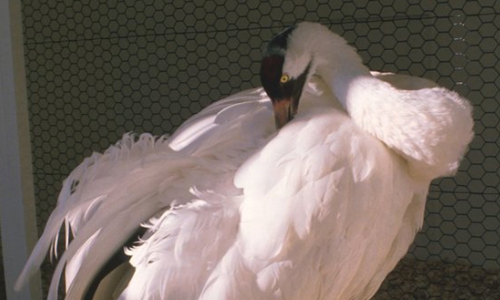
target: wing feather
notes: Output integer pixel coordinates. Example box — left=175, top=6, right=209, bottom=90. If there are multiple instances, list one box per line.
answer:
left=16, top=89, right=274, bottom=300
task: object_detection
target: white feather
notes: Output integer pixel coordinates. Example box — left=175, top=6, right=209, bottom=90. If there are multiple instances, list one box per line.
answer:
left=16, top=88, right=274, bottom=299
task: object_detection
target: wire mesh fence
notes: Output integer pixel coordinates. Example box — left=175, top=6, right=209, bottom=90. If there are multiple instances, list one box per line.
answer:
left=2, top=0, right=499, bottom=299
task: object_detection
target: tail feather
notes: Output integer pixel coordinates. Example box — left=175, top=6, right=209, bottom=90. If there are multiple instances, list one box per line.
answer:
left=83, top=226, right=146, bottom=300
left=15, top=91, right=274, bottom=298
left=15, top=134, right=199, bottom=297
left=57, top=160, right=202, bottom=299
left=53, top=197, right=166, bottom=300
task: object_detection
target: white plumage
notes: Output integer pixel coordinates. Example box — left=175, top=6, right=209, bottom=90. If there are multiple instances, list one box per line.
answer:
left=16, top=22, right=473, bottom=300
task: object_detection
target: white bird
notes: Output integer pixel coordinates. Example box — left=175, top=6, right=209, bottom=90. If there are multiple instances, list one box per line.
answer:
left=16, top=22, right=473, bottom=300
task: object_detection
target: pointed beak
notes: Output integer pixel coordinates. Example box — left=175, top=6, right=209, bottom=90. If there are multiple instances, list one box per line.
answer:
left=272, top=99, right=294, bottom=129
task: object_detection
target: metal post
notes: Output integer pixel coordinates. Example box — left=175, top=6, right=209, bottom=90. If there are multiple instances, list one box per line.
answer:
left=0, top=0, right=42, bottom=299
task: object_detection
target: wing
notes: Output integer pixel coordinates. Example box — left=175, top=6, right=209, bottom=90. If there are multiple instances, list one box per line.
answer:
left=16, top=87, right=275, bottom=300
left=168, top=87, right=274, bottom=155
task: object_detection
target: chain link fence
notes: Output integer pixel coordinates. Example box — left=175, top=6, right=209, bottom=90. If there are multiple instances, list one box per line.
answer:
left=2, top=0, right=498, bottom=299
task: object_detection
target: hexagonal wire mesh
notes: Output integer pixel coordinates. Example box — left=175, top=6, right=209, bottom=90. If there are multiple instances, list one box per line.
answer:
left=3, top=0, right=498, bottom=299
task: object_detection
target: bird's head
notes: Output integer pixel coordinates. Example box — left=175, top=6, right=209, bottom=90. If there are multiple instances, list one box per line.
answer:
left=260, top=24, right=313, bottom=129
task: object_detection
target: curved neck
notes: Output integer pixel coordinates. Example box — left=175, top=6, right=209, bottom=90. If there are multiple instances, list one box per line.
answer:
left=308, top=35, right=372, bottom=110
left=318, top=62, right=371, bottom=111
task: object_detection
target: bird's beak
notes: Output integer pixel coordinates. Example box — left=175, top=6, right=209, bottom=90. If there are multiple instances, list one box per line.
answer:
left=261, top=55, right=310, bottom=129
left=272, top=99, right=294, bottom=129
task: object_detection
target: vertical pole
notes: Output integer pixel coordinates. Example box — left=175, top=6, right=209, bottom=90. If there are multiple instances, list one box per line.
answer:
left=0, top=0, right=42, bottom=299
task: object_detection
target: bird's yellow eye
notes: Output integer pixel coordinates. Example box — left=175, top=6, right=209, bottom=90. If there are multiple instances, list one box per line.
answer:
left=280, top=74, right=290, bottom=83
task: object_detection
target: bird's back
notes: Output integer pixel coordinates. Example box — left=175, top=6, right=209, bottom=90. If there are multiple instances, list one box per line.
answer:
left=119, top=78, right=428, bottom=300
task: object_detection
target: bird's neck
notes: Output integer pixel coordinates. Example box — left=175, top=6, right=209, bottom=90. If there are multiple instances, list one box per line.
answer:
left=312, top=43, right=373, bottom=114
